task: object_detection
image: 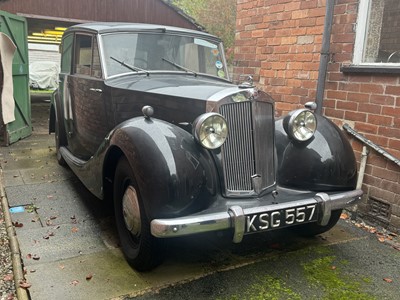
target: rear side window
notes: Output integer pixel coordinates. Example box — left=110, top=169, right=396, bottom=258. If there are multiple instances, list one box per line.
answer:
left=74, top=34, right=93, bottom=75
left=60, top=34, right=73, bottom=73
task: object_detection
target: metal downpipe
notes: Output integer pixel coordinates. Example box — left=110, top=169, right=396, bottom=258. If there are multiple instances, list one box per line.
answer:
left=315, top=0, right=336, bottom=115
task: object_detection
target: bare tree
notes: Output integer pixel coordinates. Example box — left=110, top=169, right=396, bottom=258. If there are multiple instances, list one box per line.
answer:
left=172, top=0, right=236, bottom=61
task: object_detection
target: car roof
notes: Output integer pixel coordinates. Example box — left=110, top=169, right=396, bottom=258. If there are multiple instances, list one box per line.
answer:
left=66, top=22, right=220, bottom=41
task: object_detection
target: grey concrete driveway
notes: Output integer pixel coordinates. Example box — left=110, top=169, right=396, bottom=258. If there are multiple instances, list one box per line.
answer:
left=1, top=98, right=399, bottom=300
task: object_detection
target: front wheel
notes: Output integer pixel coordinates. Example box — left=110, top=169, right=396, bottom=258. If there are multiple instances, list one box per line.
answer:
left=292, top=209, right=342, bottom=236
left=114, top=157, right=164, bottom=271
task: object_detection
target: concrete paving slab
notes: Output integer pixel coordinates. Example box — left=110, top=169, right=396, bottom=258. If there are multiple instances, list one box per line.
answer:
left=25, top=249, right=149, bottom=300
left=15, top=220, right=109, bottom=266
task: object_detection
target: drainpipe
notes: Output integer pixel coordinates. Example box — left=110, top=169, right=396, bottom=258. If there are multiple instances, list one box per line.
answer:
left=315, top=0, right=336, bottom=115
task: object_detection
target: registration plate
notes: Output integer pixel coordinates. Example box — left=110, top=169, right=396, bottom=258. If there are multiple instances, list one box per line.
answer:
left=245, top=204, right=318, bottom=233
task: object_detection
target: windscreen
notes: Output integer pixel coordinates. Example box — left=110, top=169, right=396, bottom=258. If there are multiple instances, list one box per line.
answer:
left=101, top=32, right=228, bottom=79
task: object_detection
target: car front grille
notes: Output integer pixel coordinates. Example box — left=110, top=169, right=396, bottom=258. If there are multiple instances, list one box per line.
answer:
left=219, top=100, right=275, bottom=196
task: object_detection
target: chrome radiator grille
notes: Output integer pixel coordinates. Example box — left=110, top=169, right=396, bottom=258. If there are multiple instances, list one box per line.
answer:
left=219, top=101, right=275, bottom=195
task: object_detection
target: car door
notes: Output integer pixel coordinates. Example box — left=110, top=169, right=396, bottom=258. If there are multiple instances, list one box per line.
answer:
left=66, top=33, right=109, bottom=159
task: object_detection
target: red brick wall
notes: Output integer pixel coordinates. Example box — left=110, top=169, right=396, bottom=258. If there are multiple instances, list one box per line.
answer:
left=234, top=0, right=400, bottom=230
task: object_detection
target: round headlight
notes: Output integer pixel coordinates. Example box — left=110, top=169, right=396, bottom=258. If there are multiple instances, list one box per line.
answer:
left=193, top=113, right=228, bottom=149
left=284, top=109, right=317, bottom=142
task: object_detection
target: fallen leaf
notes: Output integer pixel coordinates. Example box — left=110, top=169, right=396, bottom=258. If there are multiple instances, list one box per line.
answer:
left=46, top=220, right=52, bottom=226
left=330, top=266, right=337, bottom=270
left=59, top=264, right=65, bottom=270
left=26, top=254, right=32, bottom=259
left=383, top=278, right=393, bottom=283
left=369, top=228, right=377, bottom=234
left=19, top=281, right=32, bottom=289
left=388, top=232, right=398, bottom=237
left=378, top=236, right=385, bottom=243
left=392, top=245, right=400, bottom=251
left=6, top=292, right=14, bottom=300
left=70, top=280, right=79, bottom=286
left=13, top=174, right=19, bottom=178
left=13, top=221, right=24, bottom=228
left=32, top=254, right=40, bottom=260
left=86, top=273, right=93, bottom=281
left=3, top=274, right=13, bottom=281
left=30, top=269, right=36, bottom=273
left=340, top=213, right=349, bottom=219
left=50, top=216, right=57, bottom=220
left=71, top=227, right=79, bottom=233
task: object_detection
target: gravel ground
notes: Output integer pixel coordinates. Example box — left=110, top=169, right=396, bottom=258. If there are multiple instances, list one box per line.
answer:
left=0, top=204, right=16, bottom=300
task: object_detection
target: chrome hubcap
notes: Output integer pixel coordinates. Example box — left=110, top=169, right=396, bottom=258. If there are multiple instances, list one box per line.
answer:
left=122, top=185, right=141, bottom=236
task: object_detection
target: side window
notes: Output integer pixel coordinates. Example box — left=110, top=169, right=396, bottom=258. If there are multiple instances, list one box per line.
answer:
left=74, top=35, right=93, bottom=75
left=60, top=34, right=73, bottom=73
left=92, top=37, right=102, bottom=78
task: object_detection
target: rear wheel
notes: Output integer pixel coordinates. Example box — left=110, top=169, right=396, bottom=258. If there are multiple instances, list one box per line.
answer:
left=114, top=157, right=164, bottom=271
left=292, top=209, right=342, bottom=236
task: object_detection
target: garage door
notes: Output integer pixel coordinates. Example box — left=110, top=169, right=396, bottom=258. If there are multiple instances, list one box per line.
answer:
left=0, top=10, right=31, bottom=145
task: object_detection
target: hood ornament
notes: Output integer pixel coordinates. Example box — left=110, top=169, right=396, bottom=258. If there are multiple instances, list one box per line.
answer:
left=239, top=75, right=254, bottom=89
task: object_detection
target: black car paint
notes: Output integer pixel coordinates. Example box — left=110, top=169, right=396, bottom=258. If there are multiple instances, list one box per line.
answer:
left=275, top=115, right=357, bottom=191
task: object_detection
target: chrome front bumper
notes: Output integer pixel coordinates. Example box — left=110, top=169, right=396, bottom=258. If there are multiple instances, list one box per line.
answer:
left=150, top=189, right=363, bottom=243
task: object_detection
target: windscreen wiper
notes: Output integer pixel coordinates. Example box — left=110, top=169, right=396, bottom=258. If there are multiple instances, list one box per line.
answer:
left=162, top=58, right=197, bottom=77
left=110, top=56, right=149, bottom=75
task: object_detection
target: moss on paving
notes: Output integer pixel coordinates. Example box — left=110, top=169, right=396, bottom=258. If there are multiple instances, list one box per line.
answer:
left=218, top=245, right=376, bottom=300
left=303, top=256, right=375, bottom=300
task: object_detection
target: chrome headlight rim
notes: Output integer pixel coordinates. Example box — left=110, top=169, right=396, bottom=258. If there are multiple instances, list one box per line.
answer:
left=193, top=113, right=228, bottom=150
left=283, top=109, right=317, bottom=142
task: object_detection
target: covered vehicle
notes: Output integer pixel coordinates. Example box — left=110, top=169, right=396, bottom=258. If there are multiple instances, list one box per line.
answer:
left=49, top=23, right=362, bottom=271
left=29, top=61, right=60, bottom=89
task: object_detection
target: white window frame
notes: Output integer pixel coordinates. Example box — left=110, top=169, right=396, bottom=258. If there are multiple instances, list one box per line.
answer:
left=353, top=0, right=400, bottom=67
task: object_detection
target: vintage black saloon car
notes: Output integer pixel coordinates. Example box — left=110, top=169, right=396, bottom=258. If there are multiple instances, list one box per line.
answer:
left=49, top=23, right=363, bottom=271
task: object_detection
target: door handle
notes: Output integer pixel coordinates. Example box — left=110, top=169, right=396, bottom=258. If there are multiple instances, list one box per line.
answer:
left=89, top=88, right=102, bottom=93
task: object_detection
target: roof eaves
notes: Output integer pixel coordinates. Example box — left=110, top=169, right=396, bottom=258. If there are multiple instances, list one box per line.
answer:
left=159, top=0, right=206, bottom=32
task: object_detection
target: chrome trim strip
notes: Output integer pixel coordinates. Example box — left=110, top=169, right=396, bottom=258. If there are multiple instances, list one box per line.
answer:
left=150, top=189, right=363, bottom=242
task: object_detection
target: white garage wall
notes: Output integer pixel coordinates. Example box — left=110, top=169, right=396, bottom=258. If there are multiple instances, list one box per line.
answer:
left=28, top=43, right=60, bottom=65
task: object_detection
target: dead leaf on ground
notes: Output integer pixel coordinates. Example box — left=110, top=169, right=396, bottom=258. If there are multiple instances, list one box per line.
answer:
left=13, top=221, right=23, bottom=228
left=86, top=273, right=93, bottom=281
left=32, top=254, right=40, bottom=260
left=70, top=280, right=79, bottom=286
left=340, top=213, right=349, bottom=219
left=383, top=278, right=393, bottom=283
left=6, top=292, right=14, bottom=300
left=378, top=236, right=385, bottom=243
left=330, top=266, right=337, bottom=270
left=3, top=274, right=13, bottom=281
left=19, top=281, right=32, bottom=289
left=59, top=264, right=65, bottom=270
left=71, top=227, right=79, bottom=233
